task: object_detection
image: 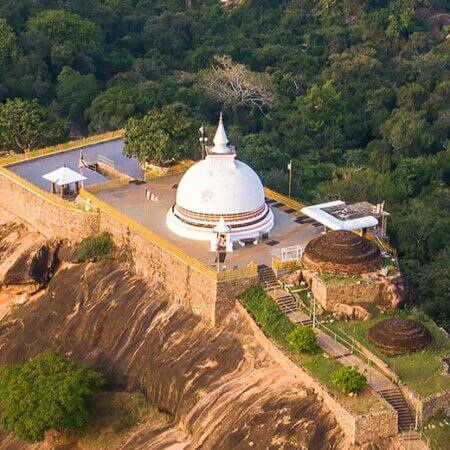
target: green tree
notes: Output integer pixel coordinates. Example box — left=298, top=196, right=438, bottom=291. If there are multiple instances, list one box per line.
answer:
left=380, top=109, right=431, bottom=159
left=86, top=83, right=161, bottom=133
left=26, top=10, right=101, bottom=72
left=288, top=326, right=316, bottom=353
left=0, top=98, right=69, bottom=153
left=0, top=18, right=16, bottom=68
left=124, top=103, right=197, bottom=165
left=331, top=366, right=367, bottom=394
left=57, top=67, right=98, bottom=121
left=0, top=350, right=106, bottom=442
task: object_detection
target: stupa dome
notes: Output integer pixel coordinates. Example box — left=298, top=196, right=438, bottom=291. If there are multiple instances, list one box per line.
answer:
left=175, top=156, right=266, bottom=216
left=166, top=115, right=274, bottom=243
left=302, top=230, right=381, bottom=275
left=368, top=318, right=432, bottom=353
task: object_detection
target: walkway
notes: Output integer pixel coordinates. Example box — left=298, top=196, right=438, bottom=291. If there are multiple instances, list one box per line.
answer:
left=260, top=272, right=421, bottom=437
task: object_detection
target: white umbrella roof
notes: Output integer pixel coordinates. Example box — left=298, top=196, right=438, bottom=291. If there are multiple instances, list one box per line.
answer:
left=301, top=200, right=378, bottom=231
left=42, top=166, right=87, bottom=186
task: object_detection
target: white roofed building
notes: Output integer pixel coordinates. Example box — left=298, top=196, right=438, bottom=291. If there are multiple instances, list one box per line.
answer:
left=42, top=166, right=87, bottom=198
left=166, top=115, right=274, bottom=250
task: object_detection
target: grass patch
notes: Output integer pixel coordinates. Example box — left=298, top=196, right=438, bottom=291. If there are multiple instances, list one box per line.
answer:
left=327, top=309, right=450, bottom=398
left=421, top=415, right=450, bottom=450
left=320, top=272, right=363, bottom=285
left=240, top=285, right=384, bottom=415
left=78, top=391, right=171, bottom=449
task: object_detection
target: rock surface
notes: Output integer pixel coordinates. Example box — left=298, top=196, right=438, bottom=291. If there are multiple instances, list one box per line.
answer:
left=0, top=258, right=346, bottom=449
left=0, top=223, right=61, bottom=320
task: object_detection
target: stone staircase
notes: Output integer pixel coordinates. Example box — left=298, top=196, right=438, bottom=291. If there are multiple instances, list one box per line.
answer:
left=274, top=293, right=300, bottom=314
left=258, top=265, right=301, bottom=314
left=258, top=264, right=278, bottom=291
left=379, top=388, right=416, bottom=433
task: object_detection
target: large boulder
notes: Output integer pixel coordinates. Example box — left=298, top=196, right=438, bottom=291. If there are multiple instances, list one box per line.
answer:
left=0, top=224, right=59, bottom=287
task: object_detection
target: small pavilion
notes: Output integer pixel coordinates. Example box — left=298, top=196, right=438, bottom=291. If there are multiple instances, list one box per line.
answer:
left=42, top=166, right=87, bottom=198
left=301, top=200, right=389, bottom=238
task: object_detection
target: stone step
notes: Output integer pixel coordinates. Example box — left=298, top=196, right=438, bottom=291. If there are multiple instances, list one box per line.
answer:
left=379, top=388, right=416, bottom=433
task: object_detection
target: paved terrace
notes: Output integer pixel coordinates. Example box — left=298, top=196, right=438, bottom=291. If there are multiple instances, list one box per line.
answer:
left=7, top=138, right=143, bottom=190
left=5, top=136, right=323, bottom=269
left=95, top=173, right=323, bottom=269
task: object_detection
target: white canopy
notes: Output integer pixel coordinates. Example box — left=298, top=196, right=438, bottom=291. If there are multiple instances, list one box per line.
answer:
left=301, top=200, right=378, bottom=231
left=42, top=166, right=87, bottom=186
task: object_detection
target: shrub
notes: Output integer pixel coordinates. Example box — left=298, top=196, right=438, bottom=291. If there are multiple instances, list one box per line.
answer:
left=331, top=366, right=367, bottom=394
left=0, top=350, right=106, bottom=442
left=77, top=232, right=113, bottom=263
left=240, top=285, right=295, bottom=348
left=288, top=325, right=316, bottom=353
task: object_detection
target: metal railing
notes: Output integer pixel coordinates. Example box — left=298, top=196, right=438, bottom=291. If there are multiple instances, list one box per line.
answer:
left=97, top=154, right=115, bottom=168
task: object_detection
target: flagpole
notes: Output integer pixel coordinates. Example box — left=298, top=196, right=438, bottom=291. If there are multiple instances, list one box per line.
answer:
left=288, top=160, right=293, bottom=198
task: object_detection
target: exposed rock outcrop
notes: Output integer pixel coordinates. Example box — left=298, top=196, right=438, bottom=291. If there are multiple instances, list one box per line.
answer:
left=0, top=256, right=346, bottom=449
left=0, top=223, right=60, bottom=320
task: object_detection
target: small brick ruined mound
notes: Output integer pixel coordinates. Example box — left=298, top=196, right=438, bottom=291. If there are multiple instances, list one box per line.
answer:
left=302, top=230, right=382, bottom=275
left=368, top=318, right=432, bottom=353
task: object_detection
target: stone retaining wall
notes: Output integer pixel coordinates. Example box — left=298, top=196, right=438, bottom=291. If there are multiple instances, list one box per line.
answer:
left=0, top=170, right=99, bottom=240
left=83, top=192, right=257, bottom=326
left=305, top=271, right=380, bottom=311
left=421, top=390, right=450, bottom=422
left=0, top=167, right=256, bottom=325
left=236, top=301, right=398, bottom=444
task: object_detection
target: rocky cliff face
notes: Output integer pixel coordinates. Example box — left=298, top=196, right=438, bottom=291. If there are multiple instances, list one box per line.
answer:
left=0, top=223, right=346, bottom=449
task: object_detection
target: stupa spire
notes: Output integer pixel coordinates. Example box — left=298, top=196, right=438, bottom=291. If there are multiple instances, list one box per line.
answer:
left=211, top=112, right=233, bottom=154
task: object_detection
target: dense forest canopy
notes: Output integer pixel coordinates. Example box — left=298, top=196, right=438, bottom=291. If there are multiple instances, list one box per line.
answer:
left=0, top=0, right=448, bottom=327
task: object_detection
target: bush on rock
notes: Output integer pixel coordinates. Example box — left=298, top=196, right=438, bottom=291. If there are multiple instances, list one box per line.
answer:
left=77, top=232, right=114, bottom=263
left=0, top=350, right=106, bottom=442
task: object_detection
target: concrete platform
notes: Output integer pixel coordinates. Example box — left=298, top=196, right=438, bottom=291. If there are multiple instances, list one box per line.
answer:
left=95, top=173, right=322, bottom=270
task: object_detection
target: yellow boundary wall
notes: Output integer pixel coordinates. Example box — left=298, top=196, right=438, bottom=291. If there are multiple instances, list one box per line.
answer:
left=0, top=130, right=124, bottom=167
left=79, top=189, right=258, bottom=282
left=264, top=187, right=304, bottom=211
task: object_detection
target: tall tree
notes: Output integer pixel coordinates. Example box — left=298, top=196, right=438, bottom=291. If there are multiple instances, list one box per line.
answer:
left=124, top=103, right=197, bottom=165
left=0, top=98, right=68, bottom=153
left=56, top=66, right=98, bottom=121
left=26, top=10, right=101, bottom=72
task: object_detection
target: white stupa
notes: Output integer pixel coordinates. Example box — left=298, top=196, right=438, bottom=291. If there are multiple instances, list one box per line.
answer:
left=166, top=114, right=274, bottom=250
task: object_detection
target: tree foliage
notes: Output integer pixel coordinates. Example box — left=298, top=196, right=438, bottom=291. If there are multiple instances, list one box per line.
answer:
left=124, top=104, right=197, bottom=164
left=0, top=350, right=106, bottom=442
left=57, top=67, right=98, bottom=120
left=0, top=98, right=68, bottom=152
left=199, top=55, right=276, bottom=112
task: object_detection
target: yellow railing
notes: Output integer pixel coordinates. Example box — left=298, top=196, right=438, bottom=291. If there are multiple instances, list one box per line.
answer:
left=0, top=166, right=95, bottom=214
left=0, top=130, right=124, bottom=166
left=366, top=231, right=397, bottom=257
left=145, top=159, right=196, bottom=180
left=79, top=189, right=217, bottom=279
left=79, top=190, right=260, bottom=282
left=264, top=187, right=304, bottom=211
left=217, top=262, right=258, bottom=281
left=86, top=177, right=131, bottom=194
left=271, top=257, right=301, bottom=274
